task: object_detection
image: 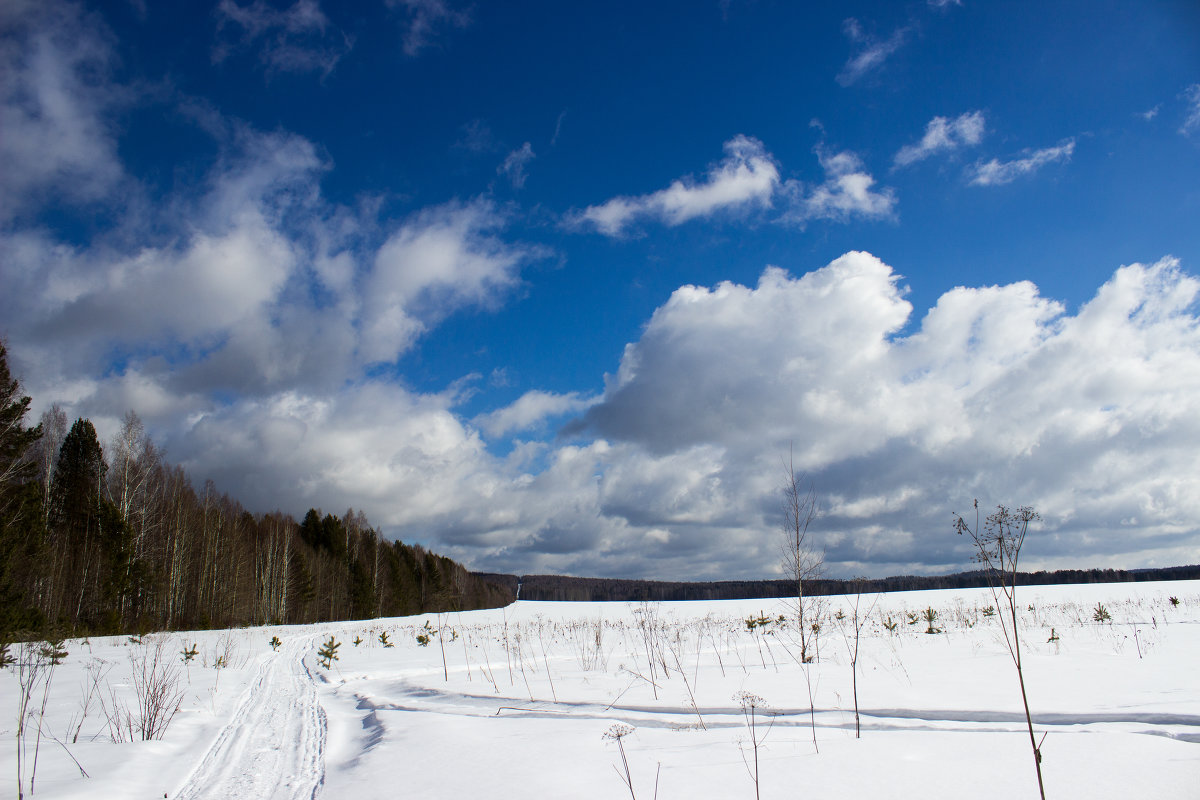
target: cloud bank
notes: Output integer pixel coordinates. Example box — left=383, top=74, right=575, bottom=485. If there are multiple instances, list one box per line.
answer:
left=138, top=251, right=1200, bottom=580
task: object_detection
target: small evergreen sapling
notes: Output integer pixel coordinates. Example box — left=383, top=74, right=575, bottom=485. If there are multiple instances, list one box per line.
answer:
left=923, top=607, right=941, bottom=635
left=316, top=636, right=340, bottom=669
left=269, top=636, right=282, bottom=651
left=378, top=631, right=393, bottom=648
left=1093, top=603, right=1112, bottom=623
left=180, top=643, right=199, bottom=664
left=39, top=638, right=68, bottom=665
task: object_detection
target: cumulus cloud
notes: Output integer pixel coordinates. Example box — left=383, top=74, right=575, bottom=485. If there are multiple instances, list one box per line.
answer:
left=551, top=253, right=1200, bottom=577
left=783, top=150, right=896, bottom=224
left=386, top=0, right=470, bottom=57
left=174, top=382, right=495, bottom=526
left=498, top=142, right=535, bottom=189
left=213, top=0, right=352, bottom=77
left=361, top=200, right=541, bottom=363
left=0, top=0, right=126, bottom=221
left=15, top=238, right=1200, bottom=580
left=969, top=138, right=1076, bottom=186
left=571, top=135, right=779, bottom=236
left=837, top=19, right=910, bottom=86
left=894, top=111, right=985, bottom=167
left=474, top=389, right=597, bottom=438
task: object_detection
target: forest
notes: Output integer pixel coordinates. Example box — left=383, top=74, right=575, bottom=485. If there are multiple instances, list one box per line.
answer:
left=481, top=563, right=1200, bottom=603
left=0, top=344, right=513, bottom=639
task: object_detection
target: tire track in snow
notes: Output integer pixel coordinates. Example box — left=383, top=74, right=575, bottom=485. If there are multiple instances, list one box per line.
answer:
left=173, top=635, right=327, bottom=800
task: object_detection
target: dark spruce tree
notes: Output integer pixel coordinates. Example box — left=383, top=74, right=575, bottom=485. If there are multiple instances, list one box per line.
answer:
left=48, top=418, right=109, bottom=629
left=0, top=343, right=46, bottom=634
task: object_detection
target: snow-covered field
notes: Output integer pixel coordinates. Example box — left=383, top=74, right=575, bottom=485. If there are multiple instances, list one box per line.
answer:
left=4, top=580, right=1198, bottom=799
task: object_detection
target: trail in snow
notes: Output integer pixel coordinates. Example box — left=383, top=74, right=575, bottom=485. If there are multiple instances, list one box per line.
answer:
left=354, top=679, right=1200, bottom=742
left=173, top=635, right=327, bottom=800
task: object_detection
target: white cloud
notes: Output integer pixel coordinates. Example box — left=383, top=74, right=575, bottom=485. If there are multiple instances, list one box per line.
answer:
left=176, top=382, right=495, bottom=525
left=17, top=243, right=1200, bottom=580
left=474, top=390, right=597, bottom=438
left=2, top=108, right=543, bottom=412
left=0, top=0, right=126, bottom=221
left=386, top=0, right=470, bottom=57
left=784, top=150, right=896, bottom=224
left=837, top=19, right=910, bottom=86
left=214, top=0, right=352, bottom=77
left=1182, top=84, right=1200, bottom=136
left=572, top=136, right=779, bottom=236
left=361, top=200, right=541, bottom=363
left=969, top=138, right=1076, bottom=186
left=498, top=142, right=535, bottom=189
left=552, top=253, right=1200, bottom=577
left=894, top=111, right=985, bottom=167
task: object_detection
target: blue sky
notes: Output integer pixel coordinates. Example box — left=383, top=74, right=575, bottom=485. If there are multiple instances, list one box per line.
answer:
left=3, top=0, right=1200, bottom=580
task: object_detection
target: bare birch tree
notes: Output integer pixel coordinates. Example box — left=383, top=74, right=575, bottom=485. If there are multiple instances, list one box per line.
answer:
left=780, top=450, right=823, bottom=663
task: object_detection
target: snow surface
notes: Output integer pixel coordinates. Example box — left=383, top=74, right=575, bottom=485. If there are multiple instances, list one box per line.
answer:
left=3, top=581, right=1198, bottom=799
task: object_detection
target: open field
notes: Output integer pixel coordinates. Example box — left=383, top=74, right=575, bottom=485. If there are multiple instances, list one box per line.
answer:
left=4, top=580, right=1198, bottom=799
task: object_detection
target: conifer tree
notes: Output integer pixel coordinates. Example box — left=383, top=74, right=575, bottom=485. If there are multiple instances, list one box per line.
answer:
left=0, top=344, right=45, bottom=634
left=49, top=418, right=107, bottom=627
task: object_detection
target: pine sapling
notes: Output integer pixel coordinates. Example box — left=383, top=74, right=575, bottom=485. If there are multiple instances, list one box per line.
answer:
left=317, top=636, right=340, bottom=670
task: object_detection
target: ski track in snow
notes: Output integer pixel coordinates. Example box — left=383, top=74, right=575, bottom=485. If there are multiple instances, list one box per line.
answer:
left=173, top=635, right=327, bottom=800
left=355, top=679, right=1200, bottom=742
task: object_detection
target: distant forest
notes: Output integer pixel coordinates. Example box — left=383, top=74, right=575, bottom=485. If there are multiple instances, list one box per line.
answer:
left=0, top=344, right=513, bottom=638
left=480, top=564, right=1200, bottom=604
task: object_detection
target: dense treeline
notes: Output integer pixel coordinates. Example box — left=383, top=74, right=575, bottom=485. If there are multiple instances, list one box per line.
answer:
left=0, top=345, right=513, bottom=638
left=480, top=564, right=1200, bottom=603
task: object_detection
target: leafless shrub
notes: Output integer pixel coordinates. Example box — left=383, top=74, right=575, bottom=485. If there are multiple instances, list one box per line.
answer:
left=101, top=636, right=185, bottom=742
left=603, top=723, right=641, bottom=800
left=734, top=692, right=775, bottom=800
left=838, top=581, right=878, bottom=739
left=955, top=501, right=1046, bottom=800
left=69, top=658, right=112, bottom=743
left=15, top=641, right=51, bottom=798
